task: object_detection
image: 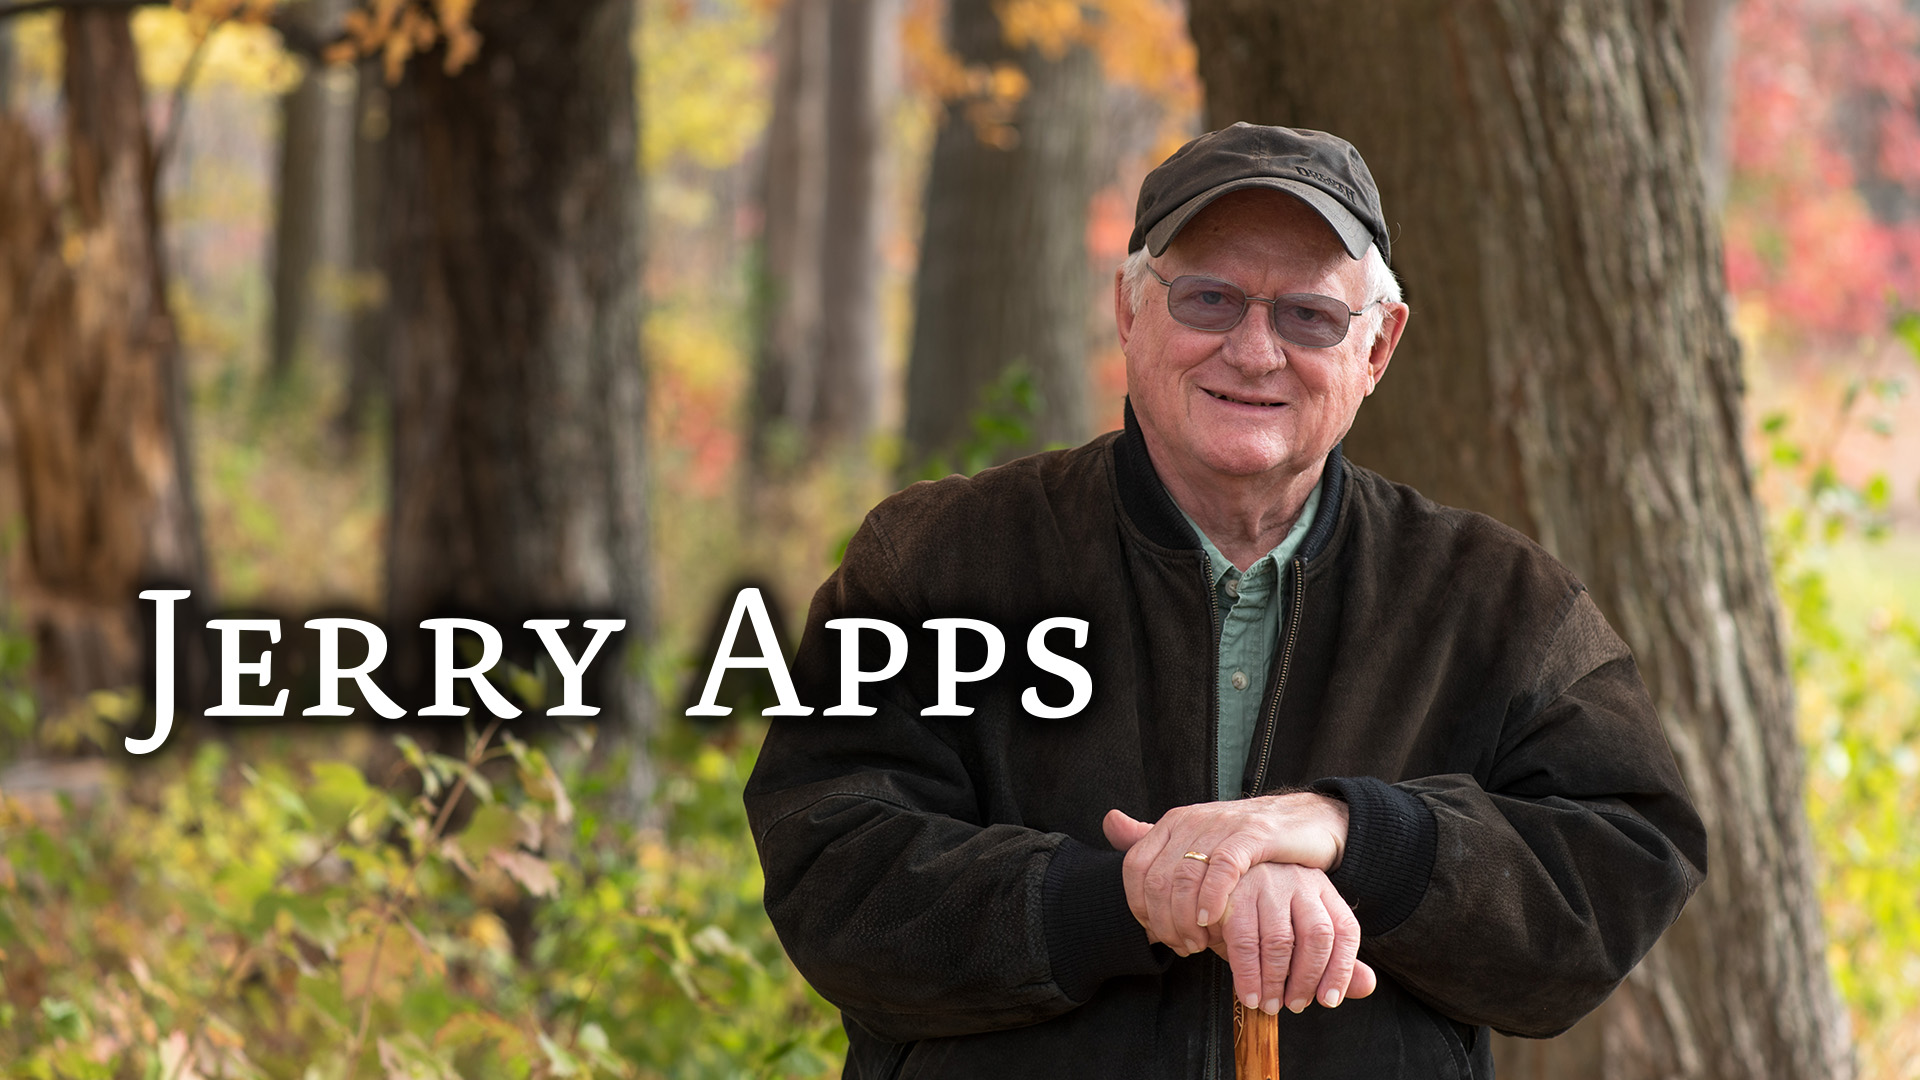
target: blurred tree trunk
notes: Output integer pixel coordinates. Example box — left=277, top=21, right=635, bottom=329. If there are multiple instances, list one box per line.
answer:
left=0, top=20, right=14, bottom=111
left=268, top=0, right=323, bottom=384
left=812, top=0, right=895, bottom=450
left=382, top=0, right=651, bottom=787
left=903, top=0, right=1101, bottom=472
left=267, top=0, right=356, bottom=386
left=750, top=0, right=829, bottom=474
left=1188, top=3, right=1851, bottom=1080
left=336, top=58, right=389, bottom=441
left=0, top=9, right=205, bottom=716
left=1682, top=0, right=1734, bottom=212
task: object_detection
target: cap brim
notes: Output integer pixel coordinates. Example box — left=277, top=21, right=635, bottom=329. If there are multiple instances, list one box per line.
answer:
left=1144, top=177, right=1373, bottom=261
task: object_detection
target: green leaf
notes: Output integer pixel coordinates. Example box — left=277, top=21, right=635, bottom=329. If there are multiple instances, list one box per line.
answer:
left=503, top=662, right=546, bottom=711
left=459, top=803, right=523, bottom=861
left=213, top=862, right=276, bottom=922
left=308, top=761, right=374, bottom=833
left=1865, top=474, right=1892, bottom=509
left=254, top=888, right=344, bottom=943
left=394, top=734, right=441, bottom=798
left=38, top=997, right=82, bottom=1041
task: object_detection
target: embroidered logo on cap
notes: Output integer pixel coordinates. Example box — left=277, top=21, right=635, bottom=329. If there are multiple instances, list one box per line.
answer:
left=1293, top=165, right=1358, bottom=205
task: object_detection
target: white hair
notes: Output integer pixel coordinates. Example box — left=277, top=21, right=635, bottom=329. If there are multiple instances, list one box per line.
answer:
left=1121, top=242, right=1403, bottom=343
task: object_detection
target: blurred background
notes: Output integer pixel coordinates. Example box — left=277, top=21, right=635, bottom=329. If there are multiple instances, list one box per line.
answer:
left=0, top=0, right=1914, bottom=1077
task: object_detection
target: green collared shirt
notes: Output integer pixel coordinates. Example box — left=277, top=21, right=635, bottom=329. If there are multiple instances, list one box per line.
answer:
left=1177, top=476, right=1324, bottom=802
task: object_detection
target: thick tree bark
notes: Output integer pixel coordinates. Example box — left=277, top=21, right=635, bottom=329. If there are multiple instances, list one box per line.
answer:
left=901, top=0, right=1102, bottom=471
left=750, top=0, right=829, bottom=472
left=0, top=10, right=204, bottom=715
left=813, top=0, right=894, bottom=449
left=1188, top=3, right=1850, bottom=1079
left=382, top=0, right=651, bottom=774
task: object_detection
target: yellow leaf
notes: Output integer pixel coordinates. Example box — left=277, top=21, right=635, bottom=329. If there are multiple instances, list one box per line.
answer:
left=339, top=927, right=437, bottom=1002
left=994, top=0, right=1084, bottom=59
left=372, top=0, right=407, bottom=38
left=132, top=8, right=302, bottom=95
left=382, top=32, right=414, bottom=85
left=443, top=26, right=482, bottom=74
left=466, top=912, right=511, bottom=952
left=435, top=1011, right=529, bottom=1056
left=204, top=1015, right=245, bottom=1049
left=433, top=0, right=476, bottom=30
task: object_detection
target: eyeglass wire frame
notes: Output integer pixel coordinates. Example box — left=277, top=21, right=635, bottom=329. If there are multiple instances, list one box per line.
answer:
left=1145, top=264, right=1382, bottom=348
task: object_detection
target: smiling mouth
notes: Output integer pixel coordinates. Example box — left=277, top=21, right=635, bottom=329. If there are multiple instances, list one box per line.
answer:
left=1205, top=389, right=1286, bottom=407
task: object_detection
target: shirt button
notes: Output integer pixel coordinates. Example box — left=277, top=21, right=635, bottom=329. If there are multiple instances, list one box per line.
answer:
left=1231, top=671, right=1249, bottom=691
left=1224, top=578, right=1240, bottom=598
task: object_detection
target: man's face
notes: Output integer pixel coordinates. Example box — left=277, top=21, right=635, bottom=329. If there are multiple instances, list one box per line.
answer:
left=1117, top=190, right=1407, bottom=489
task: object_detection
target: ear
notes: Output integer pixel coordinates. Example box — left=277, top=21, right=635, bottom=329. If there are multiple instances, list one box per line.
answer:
left=1364, top=302, right=1410, bottom=394
left=1115, top=266, right=1137, bottom=349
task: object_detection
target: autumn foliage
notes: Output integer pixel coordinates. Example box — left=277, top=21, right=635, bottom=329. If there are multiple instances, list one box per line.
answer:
left=1727, top=0, right=1920, bottom=340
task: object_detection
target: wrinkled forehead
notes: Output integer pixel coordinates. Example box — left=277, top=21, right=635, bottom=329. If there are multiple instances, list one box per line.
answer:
left=1161, top=190, right=1360, bottom=284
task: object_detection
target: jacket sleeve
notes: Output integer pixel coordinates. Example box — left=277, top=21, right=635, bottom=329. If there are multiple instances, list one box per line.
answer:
left=1311, top=589, right=1707, bottom=1039
left=742, top=512, right=1168, bottom=1044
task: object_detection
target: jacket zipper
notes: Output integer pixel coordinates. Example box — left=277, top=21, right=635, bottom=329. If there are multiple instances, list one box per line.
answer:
left=1218, top=560, right=1301, bottom=1078
left=1199, top=551, right=1221, bottom=1080
left=1244, top=558, right=1306, bottom=798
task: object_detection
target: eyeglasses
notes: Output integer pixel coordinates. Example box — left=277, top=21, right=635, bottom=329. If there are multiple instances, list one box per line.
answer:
left=1147, top=265, right=1379, bottom=348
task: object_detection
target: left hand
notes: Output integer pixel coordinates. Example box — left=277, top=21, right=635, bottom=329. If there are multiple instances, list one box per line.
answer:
left=1102, top=793, right=1350, bottom=958
left=1207, top=861, right=1378, bottom=1014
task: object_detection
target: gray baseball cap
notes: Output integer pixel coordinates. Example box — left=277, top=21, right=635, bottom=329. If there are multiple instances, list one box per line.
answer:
left=1129, top=123, right=1390, bottom=264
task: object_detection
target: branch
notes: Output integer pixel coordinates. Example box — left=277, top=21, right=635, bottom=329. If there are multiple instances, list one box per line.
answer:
left=151, top=8, right=222, bottom=175
left=0, top=0, right=168, bottom=21
left=341, top=713, right=510, bottom=1080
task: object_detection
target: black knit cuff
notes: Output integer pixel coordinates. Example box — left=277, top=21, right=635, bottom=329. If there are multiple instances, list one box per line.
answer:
left=1310, top=776, right=1436, bottom=936
left=1042, top=837, right=1171, bottom=1002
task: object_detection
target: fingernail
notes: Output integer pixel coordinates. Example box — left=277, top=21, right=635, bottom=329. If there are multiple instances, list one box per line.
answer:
left=1262, top=999, right=1279, bottom=1015
left=1288, top=998, right=1308, bottom=1014
left=1244, top=993, right=1260, bottom=1009
left=1198, top=909, right=1210, bottom=927
left=1184, top=940, right=1199, bottom=955
left=1324, top=989, right=1342, bottom=1008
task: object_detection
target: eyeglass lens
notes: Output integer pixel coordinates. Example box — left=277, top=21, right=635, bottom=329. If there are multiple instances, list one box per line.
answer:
left=1165, top=275, right=1353, bottom=348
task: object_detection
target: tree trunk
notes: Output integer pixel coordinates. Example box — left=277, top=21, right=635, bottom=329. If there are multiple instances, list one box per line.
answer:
left=812, top=0, right=896, bottom=449
left=0, top=20, right=14, bottom=112
left=902, top=0, right=1102, bottom=472
left=1187, top=3, right=1850, bottom=1079
left=267, top=0, right=356, bottom=386
left=268, top=4, right=323, bottom=384
left=750, top=0, right=829, bottom=473
left=336, top=57, right=389, bottom=442
left=382, top=0, right=652, bottom=778
left=0, top=10, right=204, bottom=717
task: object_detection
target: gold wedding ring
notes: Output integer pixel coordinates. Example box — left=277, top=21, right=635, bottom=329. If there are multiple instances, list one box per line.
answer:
left=1182, top=850, right=1211, bottom=862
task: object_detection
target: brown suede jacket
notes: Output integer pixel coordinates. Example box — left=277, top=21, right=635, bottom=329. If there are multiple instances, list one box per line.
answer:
left=743, top=405, right=1707, bottom=1080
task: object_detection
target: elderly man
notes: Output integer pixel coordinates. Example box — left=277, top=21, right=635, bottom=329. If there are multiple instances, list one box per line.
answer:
left=743, top=124, right=1705, bottom=1079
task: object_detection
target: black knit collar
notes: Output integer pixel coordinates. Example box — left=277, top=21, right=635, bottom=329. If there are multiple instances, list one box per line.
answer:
left=1115, top=397, right=1346, bottom=564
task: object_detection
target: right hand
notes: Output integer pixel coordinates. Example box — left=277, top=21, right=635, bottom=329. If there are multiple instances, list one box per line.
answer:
left=1206, top=861, right=1377, bottom=1015
left=1100, top=798, right=1348, bottom=961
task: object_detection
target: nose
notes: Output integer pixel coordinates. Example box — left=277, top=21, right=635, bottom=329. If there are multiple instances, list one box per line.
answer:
left=1220, top=301, right=1290, bottom=375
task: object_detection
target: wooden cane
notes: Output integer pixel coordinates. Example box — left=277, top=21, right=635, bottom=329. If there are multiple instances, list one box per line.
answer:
left=1233, top=1000, right=1279, bottom=1080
